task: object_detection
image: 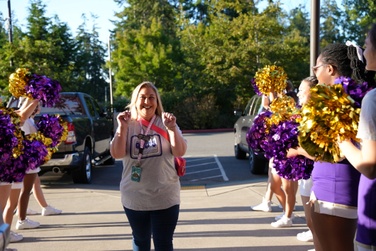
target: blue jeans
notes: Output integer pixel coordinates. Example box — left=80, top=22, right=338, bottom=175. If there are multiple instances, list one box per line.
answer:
left=124, top=205, right=180, bottom=251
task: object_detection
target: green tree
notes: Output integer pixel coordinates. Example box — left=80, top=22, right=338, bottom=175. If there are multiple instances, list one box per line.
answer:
left=10, top=0, right=77, bottom=91
left=0, top=12, right=13, bottom=94
left=288, top=5, right=310, bottom=40
left=342, top=0, right=376, bottom=45
left=320, top=0, right=346, bottom=47
left=75, top=14, right=108, bottom=104
left=111, top=0, right=183, bottom=96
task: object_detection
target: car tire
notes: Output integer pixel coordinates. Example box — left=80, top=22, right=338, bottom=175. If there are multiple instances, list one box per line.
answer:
left=249, top=148, right=267, bottom=174
left=72, top=147, right=93, bottom=184
left=234, top=144, right=247, bottom=159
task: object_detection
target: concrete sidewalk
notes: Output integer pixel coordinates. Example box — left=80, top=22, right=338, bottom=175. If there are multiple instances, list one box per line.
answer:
left=6, top=181, right=314, bottom=251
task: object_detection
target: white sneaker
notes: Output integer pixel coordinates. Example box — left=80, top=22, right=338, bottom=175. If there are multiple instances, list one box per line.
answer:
left=275, top=212, right=296, bottom=221
left=26, top=208, right=38, bottom=215
left=9, top=231, right=23, bottom=243
left=271, top=216, right=292, bottom=228
left=15, top=218, right=40, bottom=230
left=42, top=205, right=62, bottom=216
left=297, top=230, right=313, bottom=242
left=251, top=198, right=272, bottom=212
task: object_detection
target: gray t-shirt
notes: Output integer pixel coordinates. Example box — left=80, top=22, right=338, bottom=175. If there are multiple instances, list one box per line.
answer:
left=357, top=88, right=376, bottom=140
left=120, top=116, right=181, bottom=210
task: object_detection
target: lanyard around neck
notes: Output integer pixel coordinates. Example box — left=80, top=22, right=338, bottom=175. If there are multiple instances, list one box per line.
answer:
left=137, top=115, right=156, bottom=163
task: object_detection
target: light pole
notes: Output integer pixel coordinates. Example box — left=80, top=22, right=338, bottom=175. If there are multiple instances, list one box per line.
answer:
left=7, top=0, right=13, bottom=66
left=310, top=0, right=320, bottom=75
left=108, top=35, right=114, bottom=113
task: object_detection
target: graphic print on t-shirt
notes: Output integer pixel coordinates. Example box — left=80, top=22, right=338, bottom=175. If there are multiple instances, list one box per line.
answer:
left=130, top=133, right=162, bottom=159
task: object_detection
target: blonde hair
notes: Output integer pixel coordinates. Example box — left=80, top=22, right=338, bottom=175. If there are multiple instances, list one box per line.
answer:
left=126, top=81, right=164, bottom=120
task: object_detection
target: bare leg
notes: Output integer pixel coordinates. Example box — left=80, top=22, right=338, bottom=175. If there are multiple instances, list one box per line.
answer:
left=32, top=175, right=48, bottom=208
left=264, top=166, right=274, bottom=201
left=4, top=188, right=21, bottom=225
left=301, top=195, right=313, bottom=231
left=270, top=171, right=285, bottom=210
left=251, top=162, right=274, bottom=212
left=310, top=203, right=356, bottom=251
left=18, top=173, right=37, bottom=221
left=0, top=184, right=11, bottom=212
left=281, top=179, right=297, bottom=218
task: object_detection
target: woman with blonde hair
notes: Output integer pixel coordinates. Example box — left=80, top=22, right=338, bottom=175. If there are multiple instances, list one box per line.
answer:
left=111, top=81, right=187, bottom=251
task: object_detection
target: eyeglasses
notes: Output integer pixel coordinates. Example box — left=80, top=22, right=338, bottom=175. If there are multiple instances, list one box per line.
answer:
left=312, top=64, right=326, bottom=74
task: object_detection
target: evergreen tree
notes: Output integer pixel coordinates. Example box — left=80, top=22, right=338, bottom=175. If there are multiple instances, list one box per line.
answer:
left=111, top=0, right=183, bottom=97
left=11, top=0, right=77, bottom=91
left=0, top=12, right=13, bottom=94
left=342, top=0, right=376, bottom=45
left=320, top=0, right=346, bottom=47
left=75, top=14, right=108, bottom=103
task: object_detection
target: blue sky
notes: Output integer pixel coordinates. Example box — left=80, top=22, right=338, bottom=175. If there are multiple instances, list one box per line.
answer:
left=0, top=0, right=120, bottom=45
left=0, top=0, right=315, bottom=45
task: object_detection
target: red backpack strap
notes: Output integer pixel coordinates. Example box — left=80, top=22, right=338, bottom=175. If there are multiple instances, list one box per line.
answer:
left=139, top=117, right=170, bottom=142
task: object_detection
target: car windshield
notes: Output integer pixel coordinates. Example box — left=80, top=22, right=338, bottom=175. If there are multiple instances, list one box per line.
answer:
left=41, top=95, right=83, bottom=115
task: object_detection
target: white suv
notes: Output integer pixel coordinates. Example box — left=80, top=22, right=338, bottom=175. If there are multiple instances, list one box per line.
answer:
left=233, top=94, right=268, bottom=174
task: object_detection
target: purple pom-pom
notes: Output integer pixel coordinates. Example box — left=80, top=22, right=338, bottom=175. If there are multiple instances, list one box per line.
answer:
left=266, top=119, right=314, bottom=180
left=251, top=78, right=262, bottom=96
left=0, top=155, right=29, bottom=183
left=26, top=74, right=62, bottom=107
left=37, top=114, right=65, bottom=147
left=247, top=110, right=272, bottom=156
left=22, top=138, right=48, bottom=171
left=0, top=110, right=20, bottom=160
left=334, top=76, right=373, bottom=108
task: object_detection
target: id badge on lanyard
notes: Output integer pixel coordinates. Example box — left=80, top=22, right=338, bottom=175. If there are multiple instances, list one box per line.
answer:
left=131, top=115, right=156, bottom=182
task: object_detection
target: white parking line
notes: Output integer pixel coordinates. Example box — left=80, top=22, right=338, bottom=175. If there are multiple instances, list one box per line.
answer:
left=214, top=154, right=229, bottom=181
left=191, top=175, right=223, bottom=181
left=185, top=168, right=218, bottom=174
left=184, top=155, right=228, bottom=182
left=186, top=162, right=217, bottom=168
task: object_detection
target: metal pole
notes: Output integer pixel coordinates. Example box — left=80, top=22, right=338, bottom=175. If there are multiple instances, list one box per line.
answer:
left=7, top=0, right=13, bottom=67
left=108, top=36, right=114, bottom=112
left=310, top=0, right=320, bottom=75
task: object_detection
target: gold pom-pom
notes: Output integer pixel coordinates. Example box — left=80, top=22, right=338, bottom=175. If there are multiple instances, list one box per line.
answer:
left=254, top=65, right=288, bottom=95
left=298, top=84, right=360, bottom=163
left=59, top=117, right=68, bottom=143
left=9, top=68, right=32, bottom=99
left=44, top=149, right=54, bottom=162
left=268, top=94, right=298, bottom=126
left=28, top=131, right=52, bottom=146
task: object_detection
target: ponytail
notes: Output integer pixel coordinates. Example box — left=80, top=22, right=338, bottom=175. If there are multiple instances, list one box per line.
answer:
left=347, top=45, right=376, bottom=88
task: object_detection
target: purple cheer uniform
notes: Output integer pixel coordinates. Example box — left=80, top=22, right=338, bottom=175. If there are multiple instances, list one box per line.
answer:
left=311, top=159, right=360, bottom=218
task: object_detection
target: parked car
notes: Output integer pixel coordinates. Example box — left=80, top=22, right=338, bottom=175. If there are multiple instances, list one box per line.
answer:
left=233, top=94, right=268, bottom=174
left=7, top=92, right=114, bottom=184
